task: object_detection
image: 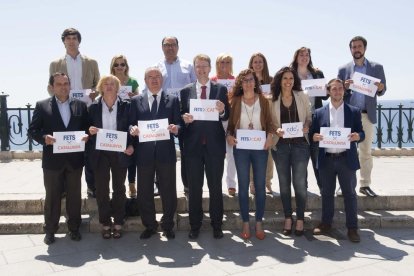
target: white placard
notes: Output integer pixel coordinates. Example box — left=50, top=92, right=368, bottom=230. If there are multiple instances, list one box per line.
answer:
left=118, top=86, right=132, bottom=100
left=319, top=127, right=351, bottom=149
left=282, top=122, right=304, bottom=138
left=138, top=118, right=170, bottom=142
left=189, top=99, right=219, bottom=121
left=301, top=78, right=327, bottom=97
left=261, top=84, right=271, bottom=95
left=236, top=129, right=266, bottom=150
left=216, top=79, right=235, bottom=91
left=350, top=72, right=381, bottom=98
left=70, top=89, right=92, bottom=106
left=53, top=131, right=85, bottom=153
left=167, top=88, right=181, bottom=101
left=95, top=129, right=127, bottom=152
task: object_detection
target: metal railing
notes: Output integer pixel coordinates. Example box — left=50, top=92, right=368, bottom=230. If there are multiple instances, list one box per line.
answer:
left=1, top=92, right=414, bottom=150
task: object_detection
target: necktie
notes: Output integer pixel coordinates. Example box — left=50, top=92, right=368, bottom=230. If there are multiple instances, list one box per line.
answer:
left=151, top=94, right=158, bottom=119
left=200, top=85, right=207, bottom=99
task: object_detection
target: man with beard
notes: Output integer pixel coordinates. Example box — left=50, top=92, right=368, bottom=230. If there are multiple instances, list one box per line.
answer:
left=337, top=36, right=386, bottom=198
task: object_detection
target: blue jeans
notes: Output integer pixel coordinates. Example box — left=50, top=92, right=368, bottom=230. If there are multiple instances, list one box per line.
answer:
left=233, top=148, right=268, bottom=222
left=272, top=143, right=310, bottom=220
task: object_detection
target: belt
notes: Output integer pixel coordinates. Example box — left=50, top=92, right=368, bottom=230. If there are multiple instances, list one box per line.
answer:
left=361, top=110, right=368, bottom=113
left=325, top=152, right=347, bottom=157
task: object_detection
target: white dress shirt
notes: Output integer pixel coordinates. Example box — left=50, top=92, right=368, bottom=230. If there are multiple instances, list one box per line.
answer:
left=196, top=80, right=211, bottom=99
left=102, top=98, right=118, bottom=130
left=326, top=101, right=346, bottom=153
left=55, top=97, right=71, bottom=128
left=147, top=89, right=162, bottom=112
left=65, top=53, right=83, bottom=90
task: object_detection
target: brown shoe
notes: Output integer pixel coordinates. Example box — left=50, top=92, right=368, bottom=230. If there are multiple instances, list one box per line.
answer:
left=228, top=188, right=236, bottom=196
left=313, top=223, right=332, bottom=235
left=129, top=183, right=137, bottom=198
left=347, top=229, right=360, bottom=243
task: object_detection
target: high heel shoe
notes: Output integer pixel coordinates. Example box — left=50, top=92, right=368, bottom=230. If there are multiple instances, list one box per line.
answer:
left=294, top=220, right=304, bottom=236
left=241, top=222, right=251, bottom=240
left=255, top=222, right=265, bottom=240
left=240, top=232, right=251, bottom=240
left=282, top=217, right=293, bottom=236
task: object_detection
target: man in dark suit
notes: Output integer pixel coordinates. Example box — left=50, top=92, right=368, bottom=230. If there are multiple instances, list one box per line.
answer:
left=338, top=36, right=386, bottom=197
left=28, top=72, right=89, bottom=245
left=129, top=67, right=181, bottom=240
left=311, top=79, right=365, bottom=243
left=180, top=54, right=229, bottom=239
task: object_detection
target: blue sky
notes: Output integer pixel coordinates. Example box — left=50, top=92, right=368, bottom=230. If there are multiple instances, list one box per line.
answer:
left=1, top=0, right=413, bottom=107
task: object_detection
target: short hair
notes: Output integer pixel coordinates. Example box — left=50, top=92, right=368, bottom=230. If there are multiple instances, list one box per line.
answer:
left=61, top=28, right=81, bottom=43
left=193, top=54, right=211, bottom=67
left=231, top=69, right=262, bottom=100
left=96, top=75, right=121, bottom=96
left=289, top=47, right=317, bottom=74
left=49, top=72, right=69, bottom=86
left=326, top=78, right=344, bottom=92
left=110, top=55, right=130, bottom=76
left=161, top=36, right=179, bottom=46
left=349, top=36, right=367, bottom=49
left=144, top=67, right=163, bottom=79
left=215, top=53, right=233, bottom=76
left=270, top=67, right=302, bottom=101
left=248, top=52, right=272, bottom=84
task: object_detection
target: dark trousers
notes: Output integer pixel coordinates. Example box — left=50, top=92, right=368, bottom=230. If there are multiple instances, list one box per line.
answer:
left=127, top=162, right=136, bottom=183
left=94, top=151, right=127, bottom=226
left=85, top=153, right=95, bottom=191
left=43, top=165, right=82, bottom=234
left=186, top=146, right=224, bottom=231
left=137, top=162, right=177, bottom=231
left=179, top=133, right=188, bottom=189
left=319, top=155, right=358, bottom=229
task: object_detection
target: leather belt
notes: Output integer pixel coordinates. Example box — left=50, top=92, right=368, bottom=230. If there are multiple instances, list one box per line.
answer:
left=325, top=152, right=347, bottom=157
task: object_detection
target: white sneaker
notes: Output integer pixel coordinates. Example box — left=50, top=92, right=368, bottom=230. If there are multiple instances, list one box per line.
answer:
left=336, top=187, right=343, bottom=197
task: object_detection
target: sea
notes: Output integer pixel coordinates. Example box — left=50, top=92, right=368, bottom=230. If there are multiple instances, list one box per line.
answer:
left=3, top=99, right=414, bottom=151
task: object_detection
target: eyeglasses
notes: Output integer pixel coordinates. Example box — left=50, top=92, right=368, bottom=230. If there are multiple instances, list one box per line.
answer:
left=242, top=77, right=255, bottom=83
left=163, top=43, right=177, bottom=48
left=113, top=63, right=126, bottom=68
left=220, top=61, right=231, bottom=64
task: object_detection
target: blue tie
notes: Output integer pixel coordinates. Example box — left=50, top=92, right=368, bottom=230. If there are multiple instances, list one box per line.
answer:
left=151, top=94, right=158, bottom=119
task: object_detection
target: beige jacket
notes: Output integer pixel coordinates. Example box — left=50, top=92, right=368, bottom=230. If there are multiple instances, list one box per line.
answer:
left=270, top=90, right=311, bottom=148
left=48, top=55, right=100, bottom=94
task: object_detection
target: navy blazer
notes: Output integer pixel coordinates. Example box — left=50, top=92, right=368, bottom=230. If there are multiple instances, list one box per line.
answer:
left=28, top=97, right=88, bottom=170
left=311, top=103, right=365, bottom=171
left=87, top=98, right=132, bottom=169
left=129, top=91, right=181, bottom=165
left=180, top=82, right=229, bottom=157
left=338, top=58, right=386, bottom=124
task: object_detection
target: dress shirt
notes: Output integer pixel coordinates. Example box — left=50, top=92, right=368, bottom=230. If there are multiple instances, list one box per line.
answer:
left=147, top=90, right=162, bottom=112
left=101, top=98, right=118, bottom=130
left=65, top=53, right=83, bottom=90
left=55, top=97, right=71, bottom=128
left=326, top=101, right=346, bottom=153
left=349, top=59, right=367, bottom=111
left=196, top=81, right=211, bottom=99
left=157, top=57, right=196, bottom=91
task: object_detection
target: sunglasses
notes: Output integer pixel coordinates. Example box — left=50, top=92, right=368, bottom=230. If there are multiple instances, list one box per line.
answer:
left=113, top=63, right=126, bottom=68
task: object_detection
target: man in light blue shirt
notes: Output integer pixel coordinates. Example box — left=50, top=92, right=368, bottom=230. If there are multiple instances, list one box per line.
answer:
left=156, top=36, right=196, bottom=193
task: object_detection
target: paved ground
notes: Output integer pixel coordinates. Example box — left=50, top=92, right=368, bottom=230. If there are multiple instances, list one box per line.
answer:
left=0, top=156, right=414, bottom=274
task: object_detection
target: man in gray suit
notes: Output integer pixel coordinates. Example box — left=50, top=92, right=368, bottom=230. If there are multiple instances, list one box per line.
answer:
left=49, top=28, right=100, bottom=198
left=338, top=36, right=386, bottom=197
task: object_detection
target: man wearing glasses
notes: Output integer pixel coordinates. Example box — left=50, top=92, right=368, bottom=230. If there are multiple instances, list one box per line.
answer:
left=49, top=28, right=100, bottom=198
left=156, top=36, right=196, bottom=194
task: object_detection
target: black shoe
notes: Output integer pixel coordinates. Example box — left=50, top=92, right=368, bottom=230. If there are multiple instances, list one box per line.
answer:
left=61, top=192, right=67, bottom=199
left=184, top=187, right=189, bottom=195
left=154, top=185, right=160, bottom=197
left=69, top=231, right=82, bottom=241
left=140, top=228, right=157, bottom=239
left=188, top=229, right=199, bottom=239
left=44, top=233, right=55, bottom=245
left=359, top=187, right=377, bottom=197
left=347, top=229, right=361, bottom=243
left=213, top=228, right=224, bottom=239
left=163, top=229, right=175, bottom=239
left=87, top=188, right=96, bottom=198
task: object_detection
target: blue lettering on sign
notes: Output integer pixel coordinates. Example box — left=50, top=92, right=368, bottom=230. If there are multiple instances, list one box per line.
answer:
left=329, top=130, right=341, bottom=136
left=360, top=77, right=371, bottom=85
left=72, top=92, right=84, bottom=98
left=147, top=123, right=159, bottom=129
left=63, top=135, right=75, bottom=144
left=106, top=133, right=118, bottom=139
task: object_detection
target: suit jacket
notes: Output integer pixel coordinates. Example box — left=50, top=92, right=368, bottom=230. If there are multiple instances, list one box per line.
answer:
left=28, top=97, right=88, bottom=170
left=87, top=98, right=132, bottom=169
left=270, top=90, right=312, bottom=147
left=129, top=91, right=181, bottom=165
left=48, top=55, right=100, bottom=94
left=180, top=82, right=230, bottom=157
left=338, top=58, right=386, bottom=124
left=311, top=103, right=365, bottom=171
